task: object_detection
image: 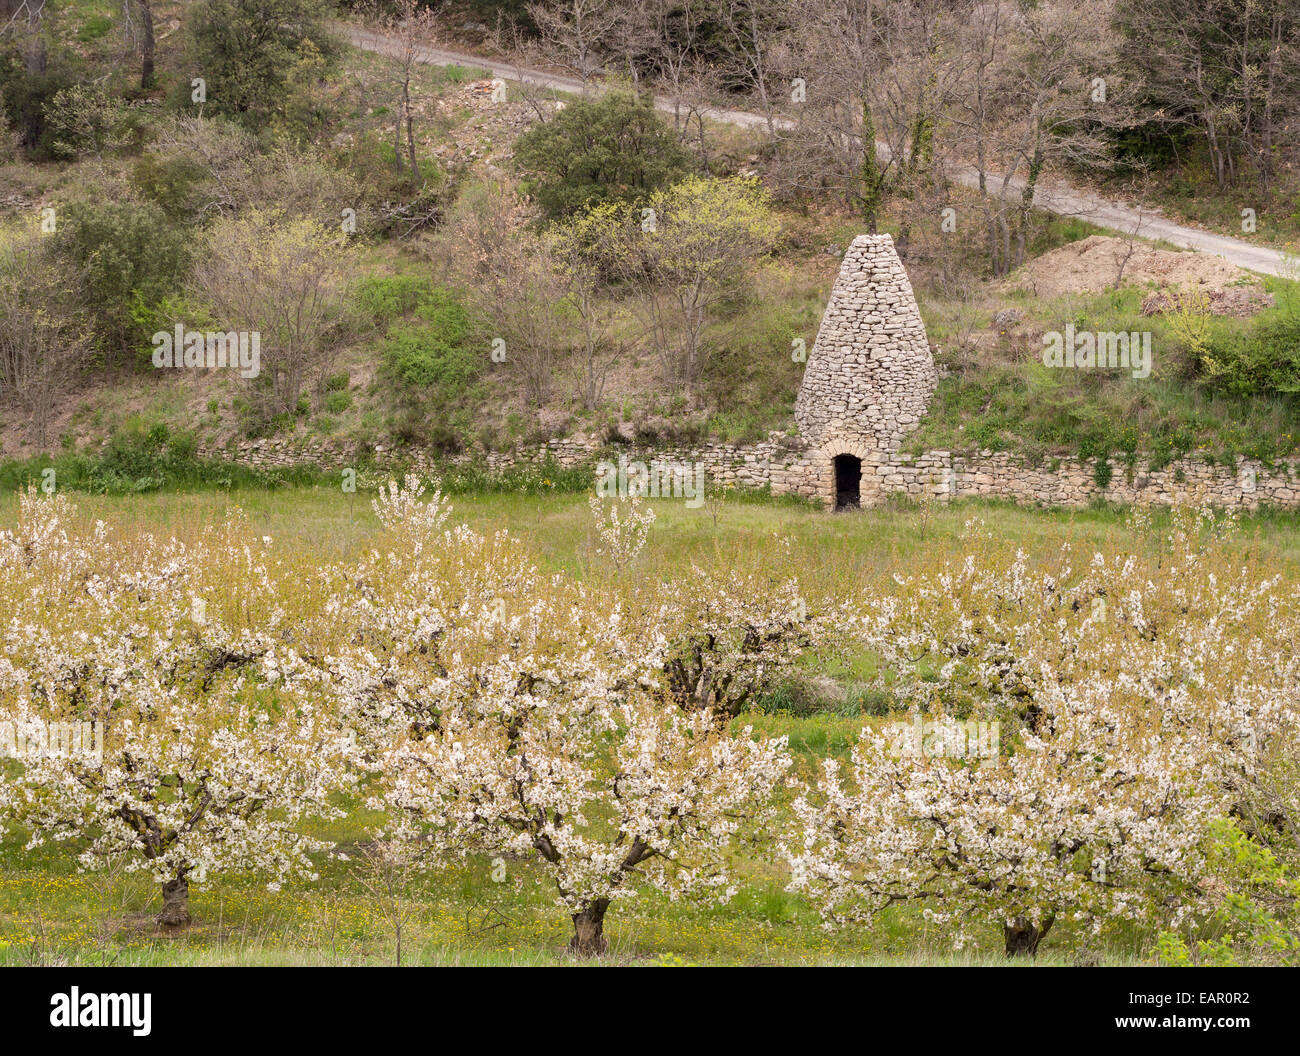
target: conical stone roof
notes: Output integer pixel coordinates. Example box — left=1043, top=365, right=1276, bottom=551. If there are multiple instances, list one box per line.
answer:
left=794, top=234, right=937, bottom=453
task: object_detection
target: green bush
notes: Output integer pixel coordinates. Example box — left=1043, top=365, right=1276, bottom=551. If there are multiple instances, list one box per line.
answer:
left=0, top=419, right=324, bottom=495
left=0, top=55, right=73, bottom=155
left=513, top=90, right=691, bottom=219
left=354, top=274, right=436, bottom=324
left=51, top=199, right=191, bottom=360
left=379, top=283, right=476, bottom=383
left=185, top=0, right=339, bottom=129
left=381, top=321, right=479, bottom=391
left=375, top=285, right=482, bottom=451
left=436, top=455, right=591, bottom=495
left=1158, top=819, right=1300, bottom=967
left=1191, top=285, right=1300, bottom=399
left=130, top=152, right=213, bottom=222
left=324, top=390, right=352, bottom=413
left=44, top=82, right=135, bottom=159
left=76, top=16, right=115, bottom=43
left=1093, top=457, right=1114, bottom=489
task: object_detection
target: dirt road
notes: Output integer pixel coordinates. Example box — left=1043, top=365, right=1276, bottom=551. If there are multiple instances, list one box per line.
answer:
left=347, top=26, right=1294, bottom=279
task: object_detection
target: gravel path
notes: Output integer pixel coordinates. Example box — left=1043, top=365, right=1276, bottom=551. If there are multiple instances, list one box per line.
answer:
left=347, top=26, right=1294, bottom=279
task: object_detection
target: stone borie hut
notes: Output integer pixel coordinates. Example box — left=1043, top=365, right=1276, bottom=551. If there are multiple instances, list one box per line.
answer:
left=791, top=233, right=938, bottom=510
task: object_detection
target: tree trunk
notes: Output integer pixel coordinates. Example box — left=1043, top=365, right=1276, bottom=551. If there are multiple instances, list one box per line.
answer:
left=394, top=98, right=405, bottom=175
left=406, top=112, right=419, bottom=181
left=139, top=0, right=156, bottom=91
left=158, top=875, right=191, bottom=927
left=25, top=5, right=47, bottom=76
left=568, top=899, right=609, bottom=957
left=1003, top=914, right=1053, bottom=957
left=402, top=73, right=419, bottom=180
left=859, top=97, right=881, bottom=234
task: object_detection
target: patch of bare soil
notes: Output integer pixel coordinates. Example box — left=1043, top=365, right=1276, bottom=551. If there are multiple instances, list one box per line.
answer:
left=1139, top=286, right=1274, bottom=318
left=1003, top=235, right=1273, bottom=315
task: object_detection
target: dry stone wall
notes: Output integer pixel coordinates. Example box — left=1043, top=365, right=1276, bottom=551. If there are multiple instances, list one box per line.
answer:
left=198, top=433, right=1300, bottom=511
left=197, top=432, right=806, bottom=492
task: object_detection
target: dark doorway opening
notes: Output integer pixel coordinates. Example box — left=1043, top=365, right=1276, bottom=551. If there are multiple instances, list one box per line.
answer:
left=834, top=454, right=861, bottom=510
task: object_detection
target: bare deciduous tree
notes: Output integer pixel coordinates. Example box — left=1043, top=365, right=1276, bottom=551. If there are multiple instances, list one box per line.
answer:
left=0, top=224, right=87, bottom=446
left=772, top=0, right=967, bottom=232
left=552, top=208, right=621, bottom=409
left=1120, top=0, right=1300, bottom=193
left=194, top=209, right=353, bottom=414
left=641, top=0, right=719, bottom=160
left=353, top=838, right=422, bottom=967
left=438, top=182, right=568, bottom=405
left=121, top=0, right=156, bottom=89
left=950, top=0, right=1130, bottom=274
left=526, top=0, right=623, bottom=91
left=375, top=0, right=443, bottom=181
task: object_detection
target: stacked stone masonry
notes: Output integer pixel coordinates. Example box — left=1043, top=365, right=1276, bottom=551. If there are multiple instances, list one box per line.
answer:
left=794, top=237, right=937, bottom=442
left=790, top=234, right=938, bottom=505
left=198, top=432, right=1300, bottom=511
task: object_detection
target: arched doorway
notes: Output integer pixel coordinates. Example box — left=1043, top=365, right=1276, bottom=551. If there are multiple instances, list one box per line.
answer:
left=833, top=454, right=861, bottom=510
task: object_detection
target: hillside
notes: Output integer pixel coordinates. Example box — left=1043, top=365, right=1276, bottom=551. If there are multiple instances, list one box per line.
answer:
left=0, top=0, right=1297, bottom=491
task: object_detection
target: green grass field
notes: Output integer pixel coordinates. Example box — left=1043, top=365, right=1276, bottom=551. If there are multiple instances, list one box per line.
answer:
left=2, top=486, right=1296, bottom=966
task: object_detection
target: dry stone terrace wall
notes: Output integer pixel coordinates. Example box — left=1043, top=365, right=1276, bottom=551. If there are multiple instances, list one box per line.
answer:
left=196, top=433, right=805, bottom=491
left=884, top=450, right=1300, bottom=509
left=193, top=233, right=1300, bottom=511
left=197, top=434, right=1300, bottom=511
